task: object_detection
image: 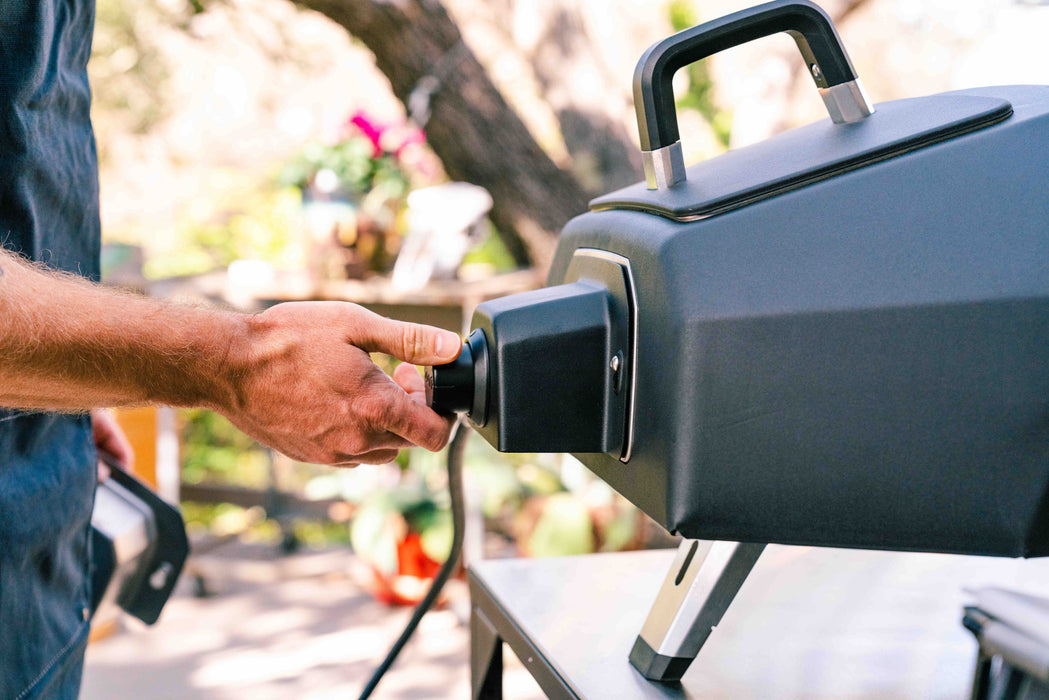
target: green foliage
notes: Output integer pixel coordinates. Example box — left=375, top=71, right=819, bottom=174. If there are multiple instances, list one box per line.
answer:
left=180, top=409, right=271, bottom=487
left=462, top=441, right=567, bottom=520
left=526, top=493, right=595, bottom=558
left=278, top=138, right=408, bottom=201
left=278, top=113, right=419, bottom=205
left=181, top=502, right=350, bottom=549
left=349, top=483, right=453, bottom=573
left=349, top=495, right=401, bottom=574
left=143, top=182, right=303, bottom=279
left=667, top=0, right=700, bottom=36
left=90, top=0, right=177, bottom=140
left=293, top=519, right=352, bottom=548
left=467, top=456, right=524, bottom=519
left=598, top=505, right=639, bottom=553
left=666, top=0, right=732, bottom=147
left=181, top=502, right=265, bottom=537
left=461, top=227, right=518, bottom=273
left=417, top=509, right=454, bottom=563
left=187, top=0, right=219, bottom=13
left=179, top=396, right=639, bottom=557
left=515, top=461, right=564, bottom=496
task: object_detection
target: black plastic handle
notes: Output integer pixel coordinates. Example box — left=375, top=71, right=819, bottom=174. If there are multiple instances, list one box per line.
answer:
left=634, top=0, right=858, bottom=151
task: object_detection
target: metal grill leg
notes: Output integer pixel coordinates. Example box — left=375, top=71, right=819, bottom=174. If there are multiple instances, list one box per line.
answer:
left=629, top=539, right=765, bottom=682
left=471, top=605, right=503, bottom=700
left=970, top=652, right=993, bottom=700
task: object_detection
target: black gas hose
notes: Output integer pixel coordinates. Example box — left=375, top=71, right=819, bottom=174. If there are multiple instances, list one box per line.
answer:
left=357, top=417, right=469, bottom=700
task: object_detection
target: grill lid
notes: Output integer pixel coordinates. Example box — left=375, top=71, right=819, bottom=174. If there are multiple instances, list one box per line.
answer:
left=590, top=93, right=1012, bottom=222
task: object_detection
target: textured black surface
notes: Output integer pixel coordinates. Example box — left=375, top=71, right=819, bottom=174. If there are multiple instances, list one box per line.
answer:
left=548, top=85, right=1049, bottom=556
left=100, top=461, right=189, bottom=625
left=471, top=282, right=617, bottom=453
left=596, top=93, right=1011, bottom=221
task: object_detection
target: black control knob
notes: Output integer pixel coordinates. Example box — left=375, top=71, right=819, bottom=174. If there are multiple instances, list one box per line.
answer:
left=426, top=339, right=474, bottom=413
left=425, top=329, right=489, bottom=423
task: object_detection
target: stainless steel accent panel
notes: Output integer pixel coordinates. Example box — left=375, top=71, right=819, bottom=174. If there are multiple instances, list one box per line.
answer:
left=568, top=248, right=639, bottom=463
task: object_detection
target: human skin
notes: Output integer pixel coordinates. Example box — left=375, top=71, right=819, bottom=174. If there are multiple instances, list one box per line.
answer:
left=91, top=408, right=135, bottom=480
left=0, top=248, right=461, bottom=466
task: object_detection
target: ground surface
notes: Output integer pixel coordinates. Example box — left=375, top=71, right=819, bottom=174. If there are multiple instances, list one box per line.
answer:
left=82, top=541, right=1049, bottom=699
left=81, top=543, right=544, bottom=700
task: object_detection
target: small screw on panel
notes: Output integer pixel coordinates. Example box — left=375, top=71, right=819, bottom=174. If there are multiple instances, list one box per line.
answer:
left=610, top=351, right=625, bottom=394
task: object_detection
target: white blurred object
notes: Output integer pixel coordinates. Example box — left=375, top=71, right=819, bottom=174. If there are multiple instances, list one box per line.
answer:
left=227, top=259, right=276, bottom=288
left=392, top=182, right=493, bottom=290
left=967, top=586, right=1049, bottom=648
left=226, top=259, right=276, bottom=308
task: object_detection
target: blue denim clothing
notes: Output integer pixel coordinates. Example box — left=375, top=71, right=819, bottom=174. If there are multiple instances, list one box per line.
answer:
left=0, top=0, right=102, bottom=698
left=0, top=413, right=97, bottom=700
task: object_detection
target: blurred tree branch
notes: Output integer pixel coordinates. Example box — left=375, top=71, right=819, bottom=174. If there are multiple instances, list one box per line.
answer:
left=445, top=0, right=649, bottom=194
left=293, top=0, right=596, bottom=270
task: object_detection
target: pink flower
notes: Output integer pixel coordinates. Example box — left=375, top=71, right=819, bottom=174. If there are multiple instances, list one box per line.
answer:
left=394, top=128, right=426, bottom=159
left=349, top=111, right=385, bottom=159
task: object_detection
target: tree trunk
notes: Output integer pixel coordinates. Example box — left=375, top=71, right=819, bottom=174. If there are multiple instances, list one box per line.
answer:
left=444, top=0, right=656, bottom=194
left=294, top=0, right=593, bottom=270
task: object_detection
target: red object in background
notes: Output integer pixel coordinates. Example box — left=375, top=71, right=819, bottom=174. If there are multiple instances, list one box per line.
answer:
left=397, top=533, right=442, bottom=580
left=364, top=533, right=443, bottom=606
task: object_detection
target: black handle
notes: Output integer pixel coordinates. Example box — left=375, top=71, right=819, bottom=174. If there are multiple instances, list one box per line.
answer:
left=95, top=452, right=190, bottom=625
left=634, top=0, right=858, bottom=151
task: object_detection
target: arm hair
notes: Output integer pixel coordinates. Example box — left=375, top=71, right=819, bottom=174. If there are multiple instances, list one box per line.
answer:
left=0, top=247, right=244, bottom=411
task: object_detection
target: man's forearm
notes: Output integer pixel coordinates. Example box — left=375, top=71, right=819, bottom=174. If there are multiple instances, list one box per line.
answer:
left=0, top=248, right=242, bottom=411
left=0, top=246, right=463, bottom=464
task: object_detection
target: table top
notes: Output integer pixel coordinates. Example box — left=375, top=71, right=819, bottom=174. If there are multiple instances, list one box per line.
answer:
left=470, top=546, right=1049, bottom=698
left=147, top=268, right=543, bottom=310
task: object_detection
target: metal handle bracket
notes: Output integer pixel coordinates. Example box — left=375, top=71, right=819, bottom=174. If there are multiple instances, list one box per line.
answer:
left=635, top=0, right=874, bottom=190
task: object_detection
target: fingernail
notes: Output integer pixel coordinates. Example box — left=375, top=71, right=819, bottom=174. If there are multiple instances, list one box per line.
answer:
left=435, top=331, right=461, bottom=360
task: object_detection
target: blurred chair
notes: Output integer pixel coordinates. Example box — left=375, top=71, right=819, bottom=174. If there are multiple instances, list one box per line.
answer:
left=392, top=182, right=493, bottom=291
left=965, top=587, right=1049, bottom=700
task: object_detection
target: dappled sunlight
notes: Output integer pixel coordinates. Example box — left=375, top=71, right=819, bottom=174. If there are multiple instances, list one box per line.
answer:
left=83, top=547, right=491, bottom=699
left=189, top=625, right=394, bottom=687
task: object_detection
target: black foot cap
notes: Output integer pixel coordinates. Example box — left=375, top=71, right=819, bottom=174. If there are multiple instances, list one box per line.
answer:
left=628, top=636, right=694, bottom=682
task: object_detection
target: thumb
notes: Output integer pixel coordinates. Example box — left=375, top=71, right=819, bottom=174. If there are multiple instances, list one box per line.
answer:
left=355, top=311, right=462, bottom=365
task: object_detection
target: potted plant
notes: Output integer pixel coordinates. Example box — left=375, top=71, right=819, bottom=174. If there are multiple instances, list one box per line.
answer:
left=347, top=452, right=454, bottom=606
left=279, top=111, right=429, bottom=278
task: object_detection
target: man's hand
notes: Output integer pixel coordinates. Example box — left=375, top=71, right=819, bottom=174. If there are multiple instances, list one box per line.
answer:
left=91, top=409, right=134, bottom=481
left=0, top=248, right=462, bottom=467
left=216, top=302, right=461, bottom=467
